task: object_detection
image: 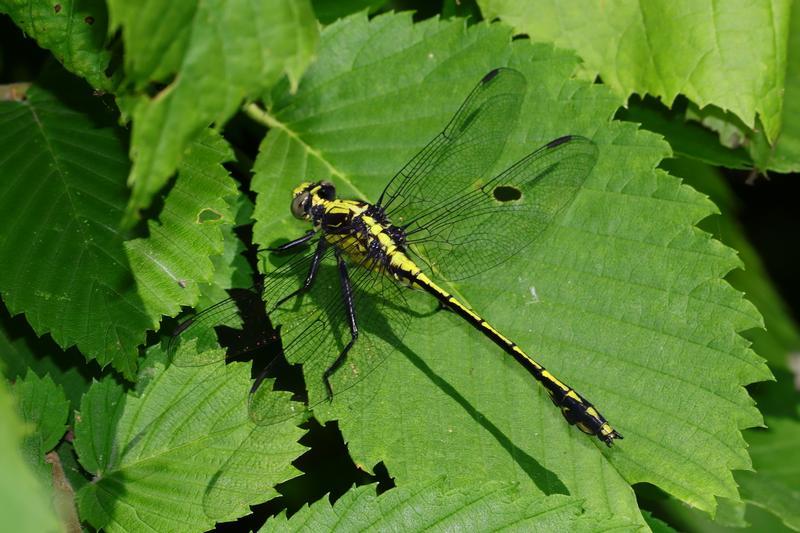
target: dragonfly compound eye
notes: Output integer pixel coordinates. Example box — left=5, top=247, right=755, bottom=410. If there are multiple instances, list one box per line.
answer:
left=291, top=191, right=311, bottom=219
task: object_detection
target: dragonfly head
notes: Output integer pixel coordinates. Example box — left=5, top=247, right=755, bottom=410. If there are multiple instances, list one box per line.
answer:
left=291, top=181, right=336, bottom=220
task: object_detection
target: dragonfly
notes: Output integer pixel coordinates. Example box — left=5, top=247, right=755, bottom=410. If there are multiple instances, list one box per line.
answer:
left=170, top=67, right=622, bottom=446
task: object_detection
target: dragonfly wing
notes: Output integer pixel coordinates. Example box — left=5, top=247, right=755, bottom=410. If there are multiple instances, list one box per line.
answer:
left=378, top=68, right=526, bottom=223
left=249, top=244, right=411, bottom=426
left=404, top=136, right=598, bottom=281
left=167, top=293, right=254, bottom=367
left=168, top=238, right=324, bottom=366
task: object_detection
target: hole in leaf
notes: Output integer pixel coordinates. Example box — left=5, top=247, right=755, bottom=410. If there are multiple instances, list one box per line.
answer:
left=493, top=185, right=522, bottom=202
left=197, top=208, right=222, bottom=223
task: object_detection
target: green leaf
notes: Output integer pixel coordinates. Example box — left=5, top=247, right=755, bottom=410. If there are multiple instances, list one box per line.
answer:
left=74, top=352, right=305, bottom=532
left=476, top=1, right=792, bottom=146
left=108, top=0, right=319, bottom=227
left=73, top=377, right=125, bottom=475
left=250, top=12, right=769, bottom=520
left=261, top=479, right=641, bottom=531
left=665, top=157, right=800, bottom=529
left=0, top=71, right=145, bottom=378
left=124, top=128, right=240, bottom=320
left=0, top=69, right=243, bottom=378
left=0, top=378, right=61, bottom=532
left=0, top=0, right=118, bottom=91
left=197, top=195, right=254, bottom=309
left=618, top=97, right=752, bottom=170
left=11, top=371, right=70, bottom=481
left=662, top=157, right=800, bottom=368
left=8, top=370, right=82, bottom=532
left=654, top=487, right=797, bottom=533
left=749, top=0, right=800, bottom=173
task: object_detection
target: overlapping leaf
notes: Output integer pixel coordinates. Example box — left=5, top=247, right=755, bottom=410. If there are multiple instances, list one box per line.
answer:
left=0, top=70, right=242, bottom=378
left=0, top=74, right=147, bottom=378
left=74, top=352, right=305, bottom=532
left=250, top=12, right=769, bottom=523
left=0, top=0, right=117, bottom=91
left=737, top=418, right=800, bottom=531
left=11, top=371, right=69, bottom=481
left=665, top=158, right=800, bottom=529
left=749, top=0, right=800, bottom=173
left=477, top=0, right=798, bottom=171
left=663, top=158, right=800, bottom=369
left=261, top=479, right=640, bottom=532
left=107, top=0, right=319, bottom=226
left=124, top=129, right=239, bottom=320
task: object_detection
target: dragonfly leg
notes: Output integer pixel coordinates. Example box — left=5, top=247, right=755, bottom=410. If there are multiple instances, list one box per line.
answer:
left=323, top=249, right=359, bottom=401
left=274, top=239, right=327, bottom=308
left=260, top=230, right=316, bottom=253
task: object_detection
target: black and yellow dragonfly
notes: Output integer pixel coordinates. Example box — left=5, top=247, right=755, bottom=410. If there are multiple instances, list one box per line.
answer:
left=170, top=68, right=622, bottom=446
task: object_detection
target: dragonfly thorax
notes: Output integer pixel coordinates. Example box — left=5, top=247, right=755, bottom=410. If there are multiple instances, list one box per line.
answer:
left=291, top=181, right=411, bottom=274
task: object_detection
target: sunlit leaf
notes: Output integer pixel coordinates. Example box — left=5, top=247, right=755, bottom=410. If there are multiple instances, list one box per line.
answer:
left=107, top=0, right=319, bottom=226
left=249, top=11, right=769, bottom=522
left=0, top=69, right=241, bottom=378
left=262, top=479, right=641, bottom=532
left=477, top=0, right=794, bottom=163
left=74, top=352, right=305, bottom=532
left=0, top=0, right=118, bottom=91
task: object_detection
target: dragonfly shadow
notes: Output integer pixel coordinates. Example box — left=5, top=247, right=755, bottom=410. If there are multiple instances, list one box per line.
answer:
left=362, top=301, right=568, bottom=496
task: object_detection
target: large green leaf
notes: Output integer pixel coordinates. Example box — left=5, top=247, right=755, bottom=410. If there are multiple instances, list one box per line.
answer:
left=107, top=0, right=319, bottom=227
left=0, top=0, right=117, bottom=91
left=0, top=70, right=241, bottom=378
left=74, top=350, right=306, bottom=532
left=261, top=479, right=641, bottom=531
left=0, top=73, right=146, bottom=378
left=0, top=377, right=61, bottom=532
left=248, top=12, right=769, bottom=521
left=663, top=156, right=800, bottom=530
left=477, top=0, right=793, bottom=160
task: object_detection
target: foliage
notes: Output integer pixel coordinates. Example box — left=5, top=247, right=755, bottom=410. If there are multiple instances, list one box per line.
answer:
left=1, top=0, right=798, bottom=531
left=478, top=0, right=800, bottom=173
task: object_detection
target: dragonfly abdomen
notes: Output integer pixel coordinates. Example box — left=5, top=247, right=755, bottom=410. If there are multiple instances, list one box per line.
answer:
left=409, top=271, right=622, bottom=446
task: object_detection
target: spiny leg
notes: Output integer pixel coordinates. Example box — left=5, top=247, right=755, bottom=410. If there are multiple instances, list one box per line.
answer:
left=274, top=238, right=327, bottom=308
left=322, top=249, right=359, bottom=401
